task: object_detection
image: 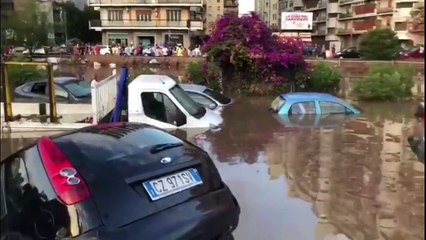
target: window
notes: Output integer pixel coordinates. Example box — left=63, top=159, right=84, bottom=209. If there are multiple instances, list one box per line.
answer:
left=203, top=88, right=231, bottom=104
left=319, top=101, right=346, bottom=114
left=217, top=0, right=220, bottom=2
left=169, top=85, right=205, bottom=119
left=108, top=10, right=123, bottom=21
left=31, top=82, right=47, bottom=95
left=217, top=6, right=220, bottom=11
left=270, top=96, right=285, bottom=113
left=136, top=10, right=151, bottom=21
left=141, top=92, right=187, bottom=126
left=3, top=147, right=58, bottom=239
left=289, top=1, right=293, bottom=7
left=289, top=101, right=316, bottom=114
left=394, top=22, right=407, bottom=31
left=396, top=2, right=412, bottom=8
left=62, top=81, right=91, bottom=98
left=54, top=85, right=68, bottom=99
left=187, top=92, right=217, bottom=109
left=167, top=10, right=181, bottom=21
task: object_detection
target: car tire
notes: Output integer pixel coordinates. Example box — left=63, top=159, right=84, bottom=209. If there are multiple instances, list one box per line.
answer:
left=216, top=232, right=234, bottom=240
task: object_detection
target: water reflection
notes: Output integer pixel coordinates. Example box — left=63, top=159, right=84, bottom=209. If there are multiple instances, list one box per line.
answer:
left=199, top=97, right=424, bottom=240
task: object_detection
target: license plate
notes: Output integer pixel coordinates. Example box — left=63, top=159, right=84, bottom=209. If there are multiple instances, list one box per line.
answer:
left=143, top=168, right=203, bottom=201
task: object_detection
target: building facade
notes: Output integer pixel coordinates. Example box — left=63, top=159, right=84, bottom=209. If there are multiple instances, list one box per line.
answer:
left=88, top=0, right=238, bottom=47
left=256, top=0, right=424, bottom=51
left=205, top=0, right=239, bottom=33
left=88, top=0, right=205, bottom=47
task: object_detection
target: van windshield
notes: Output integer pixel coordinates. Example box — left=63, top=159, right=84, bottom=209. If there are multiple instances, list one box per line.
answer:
left=169, top=85, right=206, bottom=119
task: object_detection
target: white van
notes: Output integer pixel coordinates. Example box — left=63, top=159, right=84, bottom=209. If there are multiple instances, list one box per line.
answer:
left=127, top=75, right=223, bottom=131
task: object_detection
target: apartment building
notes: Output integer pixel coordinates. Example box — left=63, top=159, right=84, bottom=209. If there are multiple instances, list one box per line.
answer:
left=257, top=0, right=424, bottom=51
left=255, top=0, right=280, bottom=30
left=88, top=0, right=206, bottom=47
left=205, top=0, right=239, bottom=33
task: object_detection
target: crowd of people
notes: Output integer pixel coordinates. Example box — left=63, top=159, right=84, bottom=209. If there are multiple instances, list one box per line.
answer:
left=72, top=43, right=204, bottom=57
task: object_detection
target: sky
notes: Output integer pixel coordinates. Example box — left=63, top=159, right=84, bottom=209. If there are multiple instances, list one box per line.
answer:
left=238, top=0, right=255, bottom=15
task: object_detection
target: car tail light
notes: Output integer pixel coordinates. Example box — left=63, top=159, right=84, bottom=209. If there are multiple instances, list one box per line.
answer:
left=38, top=136, right=91, bottom=205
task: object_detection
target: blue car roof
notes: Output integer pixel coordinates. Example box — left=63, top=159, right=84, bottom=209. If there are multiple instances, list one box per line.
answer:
left=280, top=92, right=345, bottom=103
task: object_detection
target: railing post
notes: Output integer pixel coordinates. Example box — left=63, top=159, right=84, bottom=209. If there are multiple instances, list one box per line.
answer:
left=47, top=64, right=59, bottom=123
left=2, top=63, right=14, bottom=121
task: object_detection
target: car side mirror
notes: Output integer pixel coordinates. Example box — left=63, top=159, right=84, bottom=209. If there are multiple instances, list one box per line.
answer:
left=208, top=103, right=216, bottom=110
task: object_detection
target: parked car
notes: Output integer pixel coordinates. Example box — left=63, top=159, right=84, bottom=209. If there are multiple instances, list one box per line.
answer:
left=269, top=92, right=361, bottom=115
left=0, top=123, right=240, bottom=239
left=274, top=112, right=357, bottom=129
left=399, top=47, right=424, bottom=60
left=14, top=77, right=91, bottom=103
left=180, top=84, right=233, bottom=112
left=333, top=47, right=361, bottom=59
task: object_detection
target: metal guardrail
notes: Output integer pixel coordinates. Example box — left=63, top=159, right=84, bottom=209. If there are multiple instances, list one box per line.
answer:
left=1, top=62, right=58, bottom=123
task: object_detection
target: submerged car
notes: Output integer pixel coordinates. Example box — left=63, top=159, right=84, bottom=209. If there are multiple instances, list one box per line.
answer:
left=269, top=92, right=361, bottom=115
left=180, top=84, right=233, bottom=112
left=14, top=77, right=91, bottom=103
left=0, top=123, right=240, bottom=239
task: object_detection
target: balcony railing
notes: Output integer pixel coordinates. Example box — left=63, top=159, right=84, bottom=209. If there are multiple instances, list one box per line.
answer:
left=376, top=6, right=393, bottom=14
left=338, top=12, right=353, bottom=19
left=88, top=0, right=203, bottom=5
left=339, top=0, right=364, bottom=5
left=224, top=0, right=238, bottom=8
left=312, top=29, right=327, bottom=35
left=336, top=28, right=352, bottom=34
left=89, top=19, right=203, bottom=30
left=314, top=16, right=327, bottom=22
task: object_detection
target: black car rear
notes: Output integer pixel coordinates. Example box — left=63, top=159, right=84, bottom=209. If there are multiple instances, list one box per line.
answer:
left=1, top=123, right=240, bottom=240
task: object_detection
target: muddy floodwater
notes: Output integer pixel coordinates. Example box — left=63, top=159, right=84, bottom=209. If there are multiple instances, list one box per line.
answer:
left=1, top=97, right=424, bottom=240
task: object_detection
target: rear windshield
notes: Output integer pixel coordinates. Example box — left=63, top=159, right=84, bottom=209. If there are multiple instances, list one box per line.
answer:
left=270, top=96, right=286, bottom=113
left=55, top=128, right=184, bottom=162
left=203, top=89, right=231, bottom=105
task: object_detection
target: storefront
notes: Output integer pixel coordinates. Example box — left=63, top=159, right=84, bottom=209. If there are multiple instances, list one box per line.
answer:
left=107, top=33, right=129, bottom=46
left=164, top=34, right=184, bottom=47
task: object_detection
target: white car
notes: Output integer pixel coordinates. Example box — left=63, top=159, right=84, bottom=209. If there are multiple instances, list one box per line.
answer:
left=99, top=45, right=111, bottom=55
left=180, top=84, right=233, bottom=113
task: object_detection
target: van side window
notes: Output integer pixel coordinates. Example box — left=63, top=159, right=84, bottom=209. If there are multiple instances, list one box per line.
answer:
left=141, top=92, right=187, bottom=126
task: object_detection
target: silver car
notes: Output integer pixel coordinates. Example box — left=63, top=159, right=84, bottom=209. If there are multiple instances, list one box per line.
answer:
left=180, top=84, right=233, bottom=112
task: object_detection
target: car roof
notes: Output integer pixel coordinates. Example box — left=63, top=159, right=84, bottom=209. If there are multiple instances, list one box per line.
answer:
left=280, top=92, right=347, bottom=104
left=129, top=75, right=176, bottom=90
left=27, top=77, right=78, bottom=85
left=180, top=84, right=207, bottom=92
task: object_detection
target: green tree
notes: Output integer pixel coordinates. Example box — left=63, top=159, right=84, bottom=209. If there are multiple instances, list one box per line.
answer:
left=2, top=0, right=52, bottom=51
left=59, top=2, right=101, bottom=43
left=358, top=28, right=401, bottom=60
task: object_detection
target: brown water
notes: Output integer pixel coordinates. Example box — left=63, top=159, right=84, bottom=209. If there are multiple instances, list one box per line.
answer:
left=1, top=97, right=424, bottom=240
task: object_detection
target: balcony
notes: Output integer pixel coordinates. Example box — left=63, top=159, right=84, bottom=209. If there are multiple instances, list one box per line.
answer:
left=312, top=29, right=327, bottom=35
left=336, top=28, right=353, bottom=34
left=339, top=0, right=364, bottom=5
left=305, top=1, right=327, bottom=11
left=338, top=12, right=353, bottom=19
left=409, top=23, right=424, bottom=33
left=88, top=0, right=203, bottom=6
left=376, top=6, right=393, bottom=14
left=224, top=0, right=238, bottom=8
left=314, top=16, right=327, bottom=22
left=88, top=19, right=203, bottom=30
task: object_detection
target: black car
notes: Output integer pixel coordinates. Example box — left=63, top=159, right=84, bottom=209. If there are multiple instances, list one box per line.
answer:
left=14, top=77, right=91, bottom=103
left=333, top=47, right=361, bottom=59
left=0, top=123, right=240, bottom=240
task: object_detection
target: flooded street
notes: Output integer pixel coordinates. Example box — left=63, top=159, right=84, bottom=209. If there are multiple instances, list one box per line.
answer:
left=196, top=97, right=424, bottom=240
left=1, top=97, right=424, bottom=240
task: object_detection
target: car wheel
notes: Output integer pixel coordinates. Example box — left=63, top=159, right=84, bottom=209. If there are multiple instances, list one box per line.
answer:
left=216, top=232, right=234, bottom=240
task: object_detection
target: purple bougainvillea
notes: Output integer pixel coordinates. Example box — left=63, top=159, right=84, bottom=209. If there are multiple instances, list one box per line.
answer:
left=203, top=12, right=307, bottom=85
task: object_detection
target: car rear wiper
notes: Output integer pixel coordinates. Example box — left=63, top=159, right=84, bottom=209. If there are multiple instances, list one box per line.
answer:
left=150, top=143, right=183, bottom=154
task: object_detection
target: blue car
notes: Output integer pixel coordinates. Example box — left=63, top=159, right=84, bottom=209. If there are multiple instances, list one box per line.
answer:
left=270, top=92, right=361, bottom=115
